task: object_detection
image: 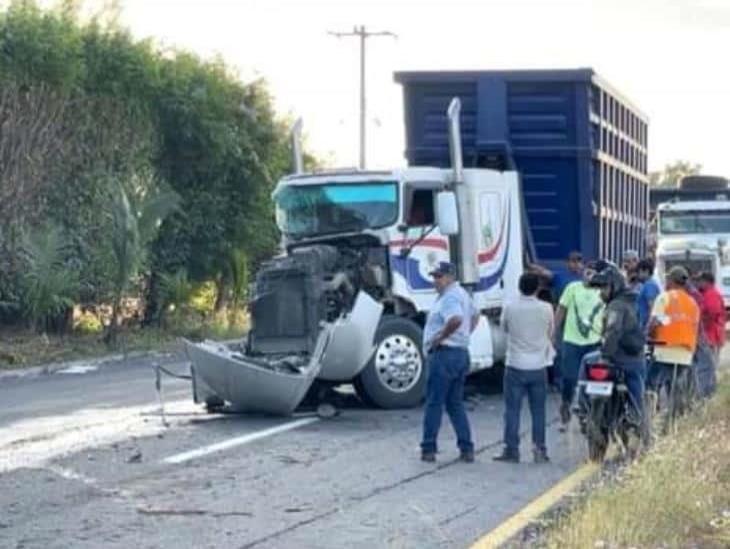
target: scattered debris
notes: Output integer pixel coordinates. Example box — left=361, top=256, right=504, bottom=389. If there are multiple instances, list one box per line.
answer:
left=316, top=403, right=339, bottom=419
left=137, top=507, right=253, bottom=518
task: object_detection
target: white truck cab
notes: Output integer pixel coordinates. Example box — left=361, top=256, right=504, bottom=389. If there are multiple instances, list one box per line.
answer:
left=186, top=99, right=527, bottom=414
left=655, top=200, right=730, bottom=308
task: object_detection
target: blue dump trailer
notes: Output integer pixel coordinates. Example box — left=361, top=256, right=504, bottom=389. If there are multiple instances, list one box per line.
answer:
left=395, top=68, right=649, bottom=269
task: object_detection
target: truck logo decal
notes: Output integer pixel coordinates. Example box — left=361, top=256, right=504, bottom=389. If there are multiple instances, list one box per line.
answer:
left=389, top=199, right=511, bottom=292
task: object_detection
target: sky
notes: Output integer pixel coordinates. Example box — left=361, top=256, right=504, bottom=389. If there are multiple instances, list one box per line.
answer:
left=86, top=0, right=730, bottom=175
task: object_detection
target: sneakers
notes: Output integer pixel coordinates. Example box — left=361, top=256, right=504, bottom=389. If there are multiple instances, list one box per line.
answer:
left=533, top=448, right=550, bottom=464
left=492, top=449, right=519, bottom=463
left=459, top=450, right=475, bottom=463
left=421, top=451, right=436, bottom=463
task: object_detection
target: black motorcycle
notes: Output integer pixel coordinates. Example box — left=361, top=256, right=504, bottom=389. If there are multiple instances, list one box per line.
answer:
left=579, top=355, right=649, bottom=462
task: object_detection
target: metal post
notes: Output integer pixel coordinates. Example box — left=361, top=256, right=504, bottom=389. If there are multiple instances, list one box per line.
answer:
left=328, top=26, right=396, bottom=170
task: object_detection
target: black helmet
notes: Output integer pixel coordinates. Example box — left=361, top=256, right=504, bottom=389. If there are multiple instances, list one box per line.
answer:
left=588, top=263, right=626, bottom=301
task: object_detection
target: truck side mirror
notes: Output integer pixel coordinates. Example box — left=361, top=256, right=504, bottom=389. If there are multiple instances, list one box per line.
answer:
left=436, top=191, right=459, bottom=235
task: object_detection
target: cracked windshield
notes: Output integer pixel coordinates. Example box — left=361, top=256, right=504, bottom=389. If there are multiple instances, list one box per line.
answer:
left=274, top=182, right=398, bottom=237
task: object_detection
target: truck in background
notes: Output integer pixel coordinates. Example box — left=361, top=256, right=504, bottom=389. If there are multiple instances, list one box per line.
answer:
left=395, top=68, right=650, bottom=274
left=184, top=69, right=649, bottom=415
left=652, top=176, right=730, bottom=309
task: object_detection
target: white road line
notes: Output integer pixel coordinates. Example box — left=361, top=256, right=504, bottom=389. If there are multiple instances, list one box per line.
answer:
left=162, top=417, right=320, bottom=465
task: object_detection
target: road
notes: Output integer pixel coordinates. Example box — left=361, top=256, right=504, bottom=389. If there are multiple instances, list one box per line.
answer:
left=0, top=356, right=587, bottom=549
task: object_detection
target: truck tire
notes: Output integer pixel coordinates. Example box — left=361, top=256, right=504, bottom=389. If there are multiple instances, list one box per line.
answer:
left=354, top=316, right=426, bottom=409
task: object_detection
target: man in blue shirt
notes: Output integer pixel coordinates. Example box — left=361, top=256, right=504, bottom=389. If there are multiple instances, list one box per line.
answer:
left=421, top=262, right=479, bottom=463
left=530, top=251, right=585, bottom=303
left=636, top=258, right=660, bottom=331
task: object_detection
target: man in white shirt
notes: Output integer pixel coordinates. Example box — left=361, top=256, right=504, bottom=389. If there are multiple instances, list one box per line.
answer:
left=494, top=272, right=555, bottom=463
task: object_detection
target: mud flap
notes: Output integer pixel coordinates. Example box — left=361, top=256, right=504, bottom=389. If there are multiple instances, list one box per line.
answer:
left=318, top=291, right=384, bottom=381
left=184, top=324, right=333, bottom=416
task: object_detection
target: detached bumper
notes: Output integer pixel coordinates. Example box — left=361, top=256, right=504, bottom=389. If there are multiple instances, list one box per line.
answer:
left=184, top=326, right=333, bottom=416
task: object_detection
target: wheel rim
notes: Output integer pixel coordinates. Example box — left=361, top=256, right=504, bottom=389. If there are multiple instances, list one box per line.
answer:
left=374, top=334, right=423, bottom=393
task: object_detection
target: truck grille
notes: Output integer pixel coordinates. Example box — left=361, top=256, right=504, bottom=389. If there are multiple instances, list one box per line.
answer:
left=663, top=258, right=713, bottom=276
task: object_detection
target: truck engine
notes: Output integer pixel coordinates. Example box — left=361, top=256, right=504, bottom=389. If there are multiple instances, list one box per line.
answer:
left=246, top=236, right=389, bottom=360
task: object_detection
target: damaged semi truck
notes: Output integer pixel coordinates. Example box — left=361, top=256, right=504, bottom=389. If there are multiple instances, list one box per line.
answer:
left=185, top=69, right=649, bottom=415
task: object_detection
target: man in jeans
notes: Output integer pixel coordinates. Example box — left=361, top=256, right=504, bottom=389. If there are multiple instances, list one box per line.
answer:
left=555, top=262, right=603, bottom=428
left=420, top=262, right=479, bottom=463
left=494, top=273, right=555, bottom=463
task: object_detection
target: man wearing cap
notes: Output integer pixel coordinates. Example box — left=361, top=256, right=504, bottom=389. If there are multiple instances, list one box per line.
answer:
left=647, top=266, right=701, bottom=393
left=420, top=262, right=479, bottom=463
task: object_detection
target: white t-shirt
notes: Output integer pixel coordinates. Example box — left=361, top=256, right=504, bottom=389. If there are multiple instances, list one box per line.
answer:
left=500, top=295, right=555, bottom=370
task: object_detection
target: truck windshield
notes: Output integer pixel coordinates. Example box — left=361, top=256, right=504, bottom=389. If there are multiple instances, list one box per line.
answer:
left=659, top=210, right=730, bottom=234
left=274, top=182, right=398, bottom=238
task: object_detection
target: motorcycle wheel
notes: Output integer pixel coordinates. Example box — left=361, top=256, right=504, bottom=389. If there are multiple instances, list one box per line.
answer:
left=586, top=398, right=609, bottom=462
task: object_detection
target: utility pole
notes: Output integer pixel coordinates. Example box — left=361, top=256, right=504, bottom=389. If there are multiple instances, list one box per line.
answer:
left=328, top=25, right=396, bottom=169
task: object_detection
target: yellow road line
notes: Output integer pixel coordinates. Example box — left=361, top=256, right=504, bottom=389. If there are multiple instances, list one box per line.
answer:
left=470, top=462, right=600, bottom=549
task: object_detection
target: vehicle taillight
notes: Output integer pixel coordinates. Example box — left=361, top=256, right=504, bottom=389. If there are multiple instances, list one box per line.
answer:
left=587, top=365, right=611, bottom=381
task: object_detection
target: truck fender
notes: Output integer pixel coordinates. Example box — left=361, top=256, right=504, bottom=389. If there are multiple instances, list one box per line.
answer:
left=317, top=291, right=384, bottom=381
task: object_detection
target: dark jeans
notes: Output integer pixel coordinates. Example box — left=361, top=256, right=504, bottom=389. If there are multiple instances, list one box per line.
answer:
left=561, top=342, right=599, bottom=406
left=421, top=347, right=473, bottom=453
left=502, top=367, right=547, bottom=457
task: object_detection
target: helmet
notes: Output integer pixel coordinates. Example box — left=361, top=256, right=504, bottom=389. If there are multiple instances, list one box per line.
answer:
left=667, top=265, right=690, bottom=286
left=588, top=263, right=626, bottom=301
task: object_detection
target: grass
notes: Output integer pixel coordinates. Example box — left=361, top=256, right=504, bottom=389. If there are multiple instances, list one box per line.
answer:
left=543, top=376, right=730, bottom=549
left=0, top=310, right=250, bottom=370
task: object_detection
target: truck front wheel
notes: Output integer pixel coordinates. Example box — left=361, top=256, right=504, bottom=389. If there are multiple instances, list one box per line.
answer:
left=354, top=316, right=426, bottom=409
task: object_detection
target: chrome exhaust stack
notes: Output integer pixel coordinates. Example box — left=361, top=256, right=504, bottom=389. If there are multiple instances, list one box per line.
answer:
left=291, top=117, right=304, bottom=174
left=447, top=98, right=479, bottom=286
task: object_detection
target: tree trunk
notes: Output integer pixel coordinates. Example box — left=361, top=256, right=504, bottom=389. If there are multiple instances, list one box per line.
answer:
left=142, top=271, right=162, bottom=327
left=214, top=274, right=228, bottom=313
left=105, top=295, right=122, bottom=348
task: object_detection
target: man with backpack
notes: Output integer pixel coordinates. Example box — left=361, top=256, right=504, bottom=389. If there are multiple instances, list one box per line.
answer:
left=554, top=261, right=604, bottom=428
left=589, top=264, right=647, bottom=419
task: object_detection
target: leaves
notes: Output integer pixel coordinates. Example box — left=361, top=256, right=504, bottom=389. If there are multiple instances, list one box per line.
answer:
left=0, top=1, right=302, bottom=333
left=649, top=160, right=702, bottom=188
left=17, top=224, right=79, bottom=332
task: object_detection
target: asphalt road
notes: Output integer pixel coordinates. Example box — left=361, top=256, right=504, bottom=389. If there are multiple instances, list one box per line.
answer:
left=0, top=356, right=587, bottom=549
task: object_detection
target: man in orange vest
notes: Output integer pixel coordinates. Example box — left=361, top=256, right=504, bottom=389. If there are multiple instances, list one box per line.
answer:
left=647, top=266, right=701, bottom=391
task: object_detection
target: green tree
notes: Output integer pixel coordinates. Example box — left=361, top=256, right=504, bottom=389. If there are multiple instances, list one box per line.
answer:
left=106, top=175, right=179, bottom=345
left=17, top=225, right=79, bottom=333
left=649, top=161, right=702, bottom=187
left=0, top=1, right=307, bottom=332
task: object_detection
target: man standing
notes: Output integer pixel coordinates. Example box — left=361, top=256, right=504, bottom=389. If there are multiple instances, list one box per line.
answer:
left=420, top=262, right=478, bottom=463
left=530, top=251, right=584, bottom=302
left=647, top=266, right=701, bottom=393
left=529, top=251, right=584, bottom=390
left=696, top=272, right=726, bottom=360
left=555, top=262, right=603, bottom=427
left=636, top=258, right=661, bottom=332
left=494, top=273, right=554, bottom=463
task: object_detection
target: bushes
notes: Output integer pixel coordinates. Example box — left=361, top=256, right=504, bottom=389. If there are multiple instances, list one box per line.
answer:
left=0, top=1, right=295, bottom=344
